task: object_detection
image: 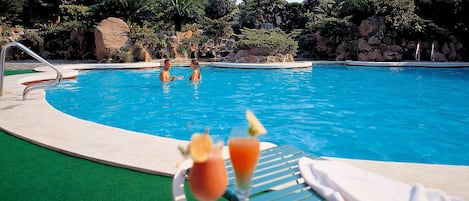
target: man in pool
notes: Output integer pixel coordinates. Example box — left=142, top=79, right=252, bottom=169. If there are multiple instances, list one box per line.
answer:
left=160, top=59, right=183, bottom=82
left=189, top=59, right=201, bottom=82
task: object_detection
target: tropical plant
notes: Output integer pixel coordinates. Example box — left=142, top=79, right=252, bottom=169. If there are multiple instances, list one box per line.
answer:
left=89, top=0, right=158, bottom=24
left=21, top=0, right=63, bottom=27
left=318, top=17, right=357, bottom=47
left=128, top=22, right=165, bottom=50
left=0, top=0, right=23, bottom=24
left=113, top=47, right=133, bottom=63
left=59, top=4, right=90, bottom=22
left=156, top=0, right=205, bottom=32
left=278, top=2, right=306, bottom=32
left=238, top=0, right=288, bottom=28
left=338, top=0, right=374, bottom=24
left=304, top=0, right=341, bottom=31
left=372, top=0, right=423, bottom=33
left=236, top=28, right=298, bottom=55
left=205, top=0, right=237, bottom=19
left=182, top=23, right=201, bottom=33
left=21, top=31, right=44, bottom=46
left=203, top=15, right=234, bottom=45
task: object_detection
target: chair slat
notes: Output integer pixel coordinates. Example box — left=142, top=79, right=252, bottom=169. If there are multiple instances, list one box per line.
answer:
left=250, top=182, right=310, bottom=201
left=251, top=168, right=300, bottom=188
left=251, top=173, right=302, bottom=195
left=256, top=153, right=310, bottom=170
left=273, top=189, right=323, bottom=201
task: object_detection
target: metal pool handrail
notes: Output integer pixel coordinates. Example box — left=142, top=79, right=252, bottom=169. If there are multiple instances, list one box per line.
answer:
left=0, top=41, right=63, bottom=100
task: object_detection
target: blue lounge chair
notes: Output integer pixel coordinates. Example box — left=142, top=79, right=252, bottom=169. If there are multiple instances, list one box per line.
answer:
left=172, top=145, right=323, bottom=201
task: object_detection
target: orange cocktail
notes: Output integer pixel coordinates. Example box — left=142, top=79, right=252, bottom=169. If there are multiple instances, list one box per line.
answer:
left=189, top=146, right=228, bottom=201
left=228, top=137, right=260, bottom=200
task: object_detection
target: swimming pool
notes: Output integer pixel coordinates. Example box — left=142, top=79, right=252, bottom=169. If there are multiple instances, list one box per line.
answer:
left=46, top=65, right=469, bottom=165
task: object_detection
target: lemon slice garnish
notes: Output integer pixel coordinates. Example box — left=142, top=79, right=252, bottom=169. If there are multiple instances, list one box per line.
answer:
left=188, top=131, right=213, bottom=162
left=246, top=110, right=267, bottom=137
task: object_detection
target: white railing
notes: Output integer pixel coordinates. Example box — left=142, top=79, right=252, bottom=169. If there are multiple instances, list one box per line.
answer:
left=0, top=42, right=63, bottom=100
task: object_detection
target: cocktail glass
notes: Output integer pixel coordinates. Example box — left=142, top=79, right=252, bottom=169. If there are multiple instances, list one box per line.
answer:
left=228, top=127, right=260, bottom=201
left=189, top=142, right=228, bottom=201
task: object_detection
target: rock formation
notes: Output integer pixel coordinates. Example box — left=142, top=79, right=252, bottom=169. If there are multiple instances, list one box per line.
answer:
left=94, top=17, right=131, bottom=61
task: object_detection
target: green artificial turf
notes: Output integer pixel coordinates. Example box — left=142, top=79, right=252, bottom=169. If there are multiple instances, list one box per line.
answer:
left=0, top=130, right=176, bottom=201
left=4, top=69, right=34, bottom=76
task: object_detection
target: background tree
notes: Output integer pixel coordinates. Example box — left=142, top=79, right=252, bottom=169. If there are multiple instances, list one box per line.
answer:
left=238, top=0, right=288, bottom=29
left=157, top=0, right=205, bottom=32
left=0, top=0, right=23, bottom=24
left=278, top=2, right=306, bottom=32
left=89, top=0, right=159, bottom=24
left=203, top=0, right=236, bottom=45
left=303, top=0, right=320, bottom=13
left=205, top=0, right=237, bottom=19
left=372, top=0, right=423, bottom=33
left=304, top=0, right=341, bottom=31
left=204, top=15, right=234, bottom=45
left=338, top=0, right=375, bottom=24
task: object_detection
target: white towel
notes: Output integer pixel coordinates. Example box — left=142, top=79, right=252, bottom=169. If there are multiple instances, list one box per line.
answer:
left=298, top=157, right=463, bottom=201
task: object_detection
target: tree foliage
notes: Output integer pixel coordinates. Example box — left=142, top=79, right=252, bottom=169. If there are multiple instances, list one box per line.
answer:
left=203, top=15, right=234, bottom=44
left=238, top=0, right=288, bottom=28
left=372, top=0, right=423, bottom=33
left=304, top=0, right=340, bottom=31
left=278, top=2, right=307, bottom=32
left=156, top=0, right=205, bottom=32
left=338, top=0, right=375, bottom=24
left=89, top=0, right=158, bottom=24
left=205, top=0, right=236, bottom=19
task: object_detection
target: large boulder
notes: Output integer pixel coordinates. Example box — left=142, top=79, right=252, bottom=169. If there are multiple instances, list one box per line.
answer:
left=94, top=17, right=131, bottom=60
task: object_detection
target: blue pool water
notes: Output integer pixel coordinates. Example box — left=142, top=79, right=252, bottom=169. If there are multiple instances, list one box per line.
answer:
left=46, top=65, right=469, bottom=165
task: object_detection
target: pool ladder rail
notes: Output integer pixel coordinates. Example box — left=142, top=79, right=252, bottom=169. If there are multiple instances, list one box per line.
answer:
left=0, top=41, right=63, bottom=100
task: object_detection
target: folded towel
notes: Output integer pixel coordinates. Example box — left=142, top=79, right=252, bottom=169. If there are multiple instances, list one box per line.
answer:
left=298, top=157, right=463, bottom=201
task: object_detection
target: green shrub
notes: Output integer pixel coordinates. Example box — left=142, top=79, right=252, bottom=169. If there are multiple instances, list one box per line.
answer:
left=21, top=31, right=44, bottom=47
left=236, top=28, right=298, bottom=55
left=113, top=47, right=133, bottom=63
left=129, top=22, right=165, bottom=50
left=339, top=0, right=375, bottom=24
left=59, top=5, right=90, bottom=22
left=1, top=24, right=11, bottom=37
left=372, top=0, right=423, bottom=33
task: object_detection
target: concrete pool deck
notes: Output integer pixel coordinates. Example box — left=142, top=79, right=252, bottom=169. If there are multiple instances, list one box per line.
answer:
left=1, top=60, right=469, bottom=200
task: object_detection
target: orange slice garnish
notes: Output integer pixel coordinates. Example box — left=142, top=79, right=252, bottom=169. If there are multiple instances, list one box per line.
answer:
left=188, top=131, right=213, bottom=162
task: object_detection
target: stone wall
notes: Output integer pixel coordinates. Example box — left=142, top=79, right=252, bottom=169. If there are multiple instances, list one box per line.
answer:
left=308, top=16, right=464, bottom=62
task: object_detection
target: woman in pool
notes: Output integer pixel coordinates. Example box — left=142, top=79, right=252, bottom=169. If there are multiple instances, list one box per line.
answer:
left=189, top=59, right=202, bottom=82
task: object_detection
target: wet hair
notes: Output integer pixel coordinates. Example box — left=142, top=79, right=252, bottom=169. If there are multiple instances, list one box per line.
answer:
left=164, top=59, right=171, bottom=65
left=191, top=59, right=199, bottom=65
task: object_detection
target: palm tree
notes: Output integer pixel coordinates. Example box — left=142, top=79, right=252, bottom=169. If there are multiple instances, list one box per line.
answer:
left=159, top=0, right=205, bottom=32
left=90, top=0, right=158, bottom=23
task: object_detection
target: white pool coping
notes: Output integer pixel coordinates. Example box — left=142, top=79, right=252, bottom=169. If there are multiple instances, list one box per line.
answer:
left=1, top=61, right=468, bottom=200
left=211, top=61, right=314, bottom=69
left=345, top=60, right=469, bottom=67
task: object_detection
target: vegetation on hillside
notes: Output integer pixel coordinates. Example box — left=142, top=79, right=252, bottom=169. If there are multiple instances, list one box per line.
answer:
left=0, top=0, right=468, bottom=61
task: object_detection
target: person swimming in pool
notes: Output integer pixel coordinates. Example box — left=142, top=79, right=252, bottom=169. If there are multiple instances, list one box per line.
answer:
left=189, top=59, right=202, bottom=82
left=160, top=59, right=183, bottom=82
